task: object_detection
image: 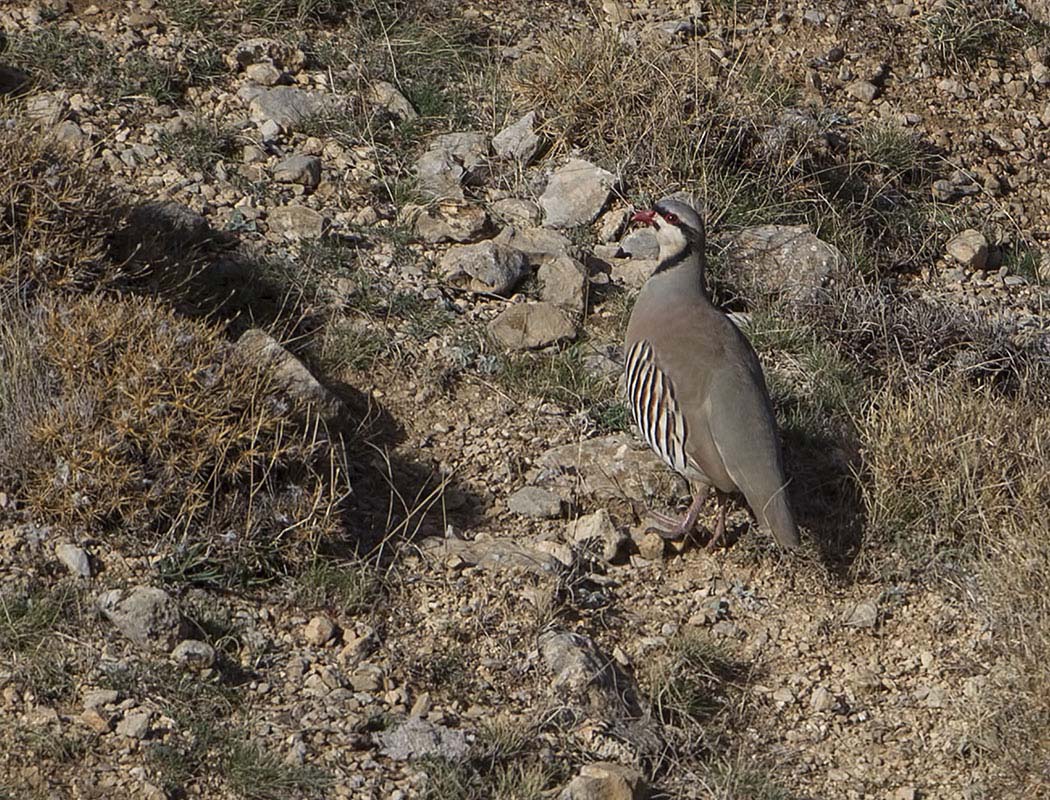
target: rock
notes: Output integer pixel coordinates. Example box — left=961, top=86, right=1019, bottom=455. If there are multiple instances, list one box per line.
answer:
left=946, top=229, right=989, bottom=270
left=245, top=62, right=282, bottom=86
left=847, top=80, right=879, bottom=102
left=598, top=209, right=629, bottom=242
left=267, top=205, right=329, bottom=239
left=417, top=132, right=490, bottom=201
left=350, top=662, right=384, bottom=692
left=843, top=601, right=879, bottom=628
left=80, top=707, right=114, bottom=734
left=490, top=198, right=541, bottom=226
left=55, top=542, right=91, bottom=577
left=367, top=80, right=417, bottom=120
left=809, top=686, right=834, bottom=712
left=305, top=614, right=338, bottom=646
left=83, top=689, right=119, bottom=709
left=568, top=510, right=628, bottom=562
left=610, top=257, right=656, bottom=289
left=494, top=226, right=572, bottom=266
left=492, top=111, right=543, bottom=163
left=273, top=155, right=321, bottom=188
left=412, top=203, right=490, bottom=244
left=635, top=530, right=666, bottom=561
left=440, top=240, right=528, bottom=295
left=381, top=717, right=469, bottom=761
left=98, top=586, right=184, bottom=651
left=416, top=148, right=467, bottom=202
left=171, top=639, right=216, bottom=669
left=235, top=328, right=345, bottom=423
left=534, top=434, right=683, bottom=506
left=726, top=225, right=839, bottom=302
left=52, top=120, right=87, bottom=152
left=25, top=91, right=69, bottom=125
left=116, top=709, right=153, bottom=739
left=539, top=629, right=662, bottom=759
left=245, top=86, right=328, bottom=131
left=229, top=38, right=304, bottom=72
left=558, top=762, right=650, bottom=800
left=538, top=255, right=588, bottom=314
left=540, top=159, right=616, bottom=228
left=419, top=536, right=563, bottom=575
left=338, top=626, right=378, bottom=666
left=508, top=486, right=563, bottom=518
left=488, top=302, right=577, bottom=350
left=619, top=228, right=659, bottom=260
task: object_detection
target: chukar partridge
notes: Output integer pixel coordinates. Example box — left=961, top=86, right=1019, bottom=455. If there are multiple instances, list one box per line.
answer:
left=624, top=197, right=799, bottom=550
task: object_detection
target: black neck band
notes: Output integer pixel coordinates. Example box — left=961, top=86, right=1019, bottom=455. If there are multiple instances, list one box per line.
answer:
left=652, top=247, right=691, bottom=275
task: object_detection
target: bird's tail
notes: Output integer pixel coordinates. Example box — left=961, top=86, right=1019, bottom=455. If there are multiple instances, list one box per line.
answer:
left=752, top=480, right=799, bottom=549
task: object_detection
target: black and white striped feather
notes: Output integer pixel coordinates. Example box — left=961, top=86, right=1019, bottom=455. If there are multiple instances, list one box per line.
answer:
left=624, top=339, right=689, bottom=476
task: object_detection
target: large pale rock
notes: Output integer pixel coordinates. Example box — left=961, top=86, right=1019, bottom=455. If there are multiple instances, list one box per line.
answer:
left=533, top=434, right=684, bottom=507
left=726, top=224, right=839, bottom=302
left=381, top=718, right=469, bottom=761
left=488, top=302, right=577, bottom=350
left=558, top=762, right=651, bottom=800
left=539, top=255, right=588, bottom=315
left=494, top=226, right=572, bottom=266
left=367, top=80, right=417, bottom=120
left=567, top=509, right=629, bottom=562
left=412, top=203, right=490, bottom=244
left=945, top=229, right=988, bottom=270
left=98, top=586, right=184, bottom=651
left=244, top=86, right=327, bottom=131
left=236, top=329, right=345, bottom=423
left=267, top=205, right=329, bottom=239
left=492, top=111, right=543, bottom=163
left=440, top=240, right=528, bottom=295
left=540, top=159, right=616, bottom=228
left=490, top=198, right=542, bottom=226
left=508, top=486, right=563, bottom=518
left=619, top=228, right=659, bottom=260
left=273, top=154, right=321, bottom=188
left=55, top=542, right=92, bottom=577
left=416, top=132, right=490, bottom=201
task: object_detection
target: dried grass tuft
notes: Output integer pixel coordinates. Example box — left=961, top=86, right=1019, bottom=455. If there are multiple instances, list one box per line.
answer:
left=0, top=293, right=349, bottom=584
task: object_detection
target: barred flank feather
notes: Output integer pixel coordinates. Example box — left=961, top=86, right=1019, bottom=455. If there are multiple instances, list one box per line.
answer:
left=625, top=340, right=689, bottom=476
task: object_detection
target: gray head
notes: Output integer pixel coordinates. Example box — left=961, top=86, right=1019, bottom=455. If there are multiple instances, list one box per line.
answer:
left=630, top=196, right=706, bottom=272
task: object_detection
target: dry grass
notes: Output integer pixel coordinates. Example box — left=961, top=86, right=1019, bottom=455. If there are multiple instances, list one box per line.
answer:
left=0, top=117, right=124, bottom=294
left=513, top=30, right=949, bottom=274
left=859, top=378, right=1050, bottom=793
left=0, top=293, right=349, bottom=585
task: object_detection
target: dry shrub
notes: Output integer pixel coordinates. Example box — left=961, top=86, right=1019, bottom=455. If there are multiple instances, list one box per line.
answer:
left=0, top=117, right=124, bottom=294
left=859, top=379, right=1050, bottom=792
left=0, top=293, right=349, bottom=583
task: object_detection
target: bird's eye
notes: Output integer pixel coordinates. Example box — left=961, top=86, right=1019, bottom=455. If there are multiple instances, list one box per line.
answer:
left=664, top=212, right=679, bottom=224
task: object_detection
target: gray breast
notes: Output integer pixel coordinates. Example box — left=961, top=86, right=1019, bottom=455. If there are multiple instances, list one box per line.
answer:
left=624, top=340, right=690, bottom=476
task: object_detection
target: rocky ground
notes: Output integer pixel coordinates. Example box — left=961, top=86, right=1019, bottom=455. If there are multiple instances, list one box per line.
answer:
left=2, top=1, right=1050, bottom=798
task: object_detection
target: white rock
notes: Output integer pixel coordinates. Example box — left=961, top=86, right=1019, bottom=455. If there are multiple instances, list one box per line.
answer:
left=540, top=159, right=616, bottom=228
left=55, top=542, right=92, bottom=577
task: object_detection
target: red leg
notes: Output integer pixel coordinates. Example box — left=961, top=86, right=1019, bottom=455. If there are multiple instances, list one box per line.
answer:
left=705, top=497, right=727, bottom=551
left=645, top=484, right=711, bottom=540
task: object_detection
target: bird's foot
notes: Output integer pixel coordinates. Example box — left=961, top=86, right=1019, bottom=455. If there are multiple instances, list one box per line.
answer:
left=642, top=510, right=697, bottom=541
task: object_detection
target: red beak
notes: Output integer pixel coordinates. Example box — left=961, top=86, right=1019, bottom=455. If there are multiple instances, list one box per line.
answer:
left=631, top=209, right=657, bottom=227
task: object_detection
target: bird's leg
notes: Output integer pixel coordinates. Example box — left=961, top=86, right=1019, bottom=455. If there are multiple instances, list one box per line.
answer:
left=646, top=484, right=711, bottom=540
left=705, top=495, right=728, bottom=551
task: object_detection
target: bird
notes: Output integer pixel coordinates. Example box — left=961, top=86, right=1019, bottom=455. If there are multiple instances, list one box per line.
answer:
left=623, top=196, right=799, bottom=550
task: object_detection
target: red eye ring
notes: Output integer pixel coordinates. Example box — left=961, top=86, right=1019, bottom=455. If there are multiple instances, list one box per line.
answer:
left=663, top=212, right=679, bottom=224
